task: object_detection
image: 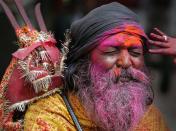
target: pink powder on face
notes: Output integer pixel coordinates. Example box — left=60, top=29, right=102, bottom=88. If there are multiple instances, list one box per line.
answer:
left=113, top=68, right=121, bottom=78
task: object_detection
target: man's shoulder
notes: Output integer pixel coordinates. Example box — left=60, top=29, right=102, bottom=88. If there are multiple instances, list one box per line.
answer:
left=24, top=93, right=76, bottom=131
left=134, top=104, right=169, bottom=131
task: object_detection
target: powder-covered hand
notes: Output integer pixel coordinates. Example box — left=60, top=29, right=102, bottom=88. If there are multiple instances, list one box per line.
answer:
left=148, top=28, right=176, bottom=64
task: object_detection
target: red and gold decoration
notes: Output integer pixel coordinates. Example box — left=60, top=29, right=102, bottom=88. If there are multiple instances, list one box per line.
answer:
left=0, top=0, right=66, bottom=130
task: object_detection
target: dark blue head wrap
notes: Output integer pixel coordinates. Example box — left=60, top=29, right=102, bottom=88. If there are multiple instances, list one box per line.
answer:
left=67, top=2, right=146, bottom=64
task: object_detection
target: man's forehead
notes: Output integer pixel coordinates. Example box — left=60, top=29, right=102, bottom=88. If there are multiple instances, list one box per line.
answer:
left=99, top=32, right=143, bottom=48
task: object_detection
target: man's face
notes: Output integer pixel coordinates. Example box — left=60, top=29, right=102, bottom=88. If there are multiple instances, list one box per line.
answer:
left=91, top=32, right=144, bottom=79
left=76, top=32, right=153, bottom=131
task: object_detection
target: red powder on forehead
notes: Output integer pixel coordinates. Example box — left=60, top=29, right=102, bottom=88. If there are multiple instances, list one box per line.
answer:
left=123, top=24, right=145, bottom=35
left=124, top=35, right=143, bottom=47
left=97, top=23, right=147, bottom=47
left=100, top=32, right=143, bottom=48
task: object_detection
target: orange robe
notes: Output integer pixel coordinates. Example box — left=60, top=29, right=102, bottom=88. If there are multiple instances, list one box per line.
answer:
left=24, top=93, right=169, bottom=131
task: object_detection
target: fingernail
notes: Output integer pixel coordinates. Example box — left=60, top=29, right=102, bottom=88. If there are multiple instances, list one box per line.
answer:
left=148, top=40, right=152, bottom=43
left=150, top=33, right=155, bottom=36
left=149, top=49, right=153, bottom=52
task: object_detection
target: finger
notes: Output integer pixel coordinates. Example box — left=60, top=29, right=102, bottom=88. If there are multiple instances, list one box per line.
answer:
left=148, top=39, right=169, bottom=48
left=153, top=28, right=165, bottom=36
left=149, top=48, right=172, bottom=55
left=173, top=58, right=176, bottom=64
left=150, top=33, right=167, bottom=42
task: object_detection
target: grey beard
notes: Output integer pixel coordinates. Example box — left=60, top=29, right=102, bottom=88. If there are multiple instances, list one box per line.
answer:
left=74, top=61, right=153, bottom=131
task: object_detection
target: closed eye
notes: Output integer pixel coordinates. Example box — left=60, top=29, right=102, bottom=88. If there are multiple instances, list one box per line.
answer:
left=128, top=48, right=143, bottom=57
left=98, top=48, right=120, bottom=55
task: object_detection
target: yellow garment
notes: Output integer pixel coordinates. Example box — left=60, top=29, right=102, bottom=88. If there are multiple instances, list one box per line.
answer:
left=24, top=93, right=169, bottom=131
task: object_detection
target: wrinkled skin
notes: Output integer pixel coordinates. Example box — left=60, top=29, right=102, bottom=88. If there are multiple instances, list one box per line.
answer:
left=148, top=28, right=176, bottom=64
left=91, top=32, right=145, bottom=74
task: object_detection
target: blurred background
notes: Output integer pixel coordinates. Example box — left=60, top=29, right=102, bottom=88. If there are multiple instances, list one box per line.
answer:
left=0, top=0, right=176, bottom=130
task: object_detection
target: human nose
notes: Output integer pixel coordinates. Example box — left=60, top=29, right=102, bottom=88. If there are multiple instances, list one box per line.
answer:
left=116, top=50, right=132, bottom=69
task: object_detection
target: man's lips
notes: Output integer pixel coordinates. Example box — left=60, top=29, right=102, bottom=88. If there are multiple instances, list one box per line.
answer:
left=113, top=76, right=132, bottom=83
left=119, top=76, right=131, bottom=82
left=115, top=75, right=139, bottom=83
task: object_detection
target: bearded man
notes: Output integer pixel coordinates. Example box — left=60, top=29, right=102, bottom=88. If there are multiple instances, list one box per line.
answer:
left=24, top=2, right=169, bottom=131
